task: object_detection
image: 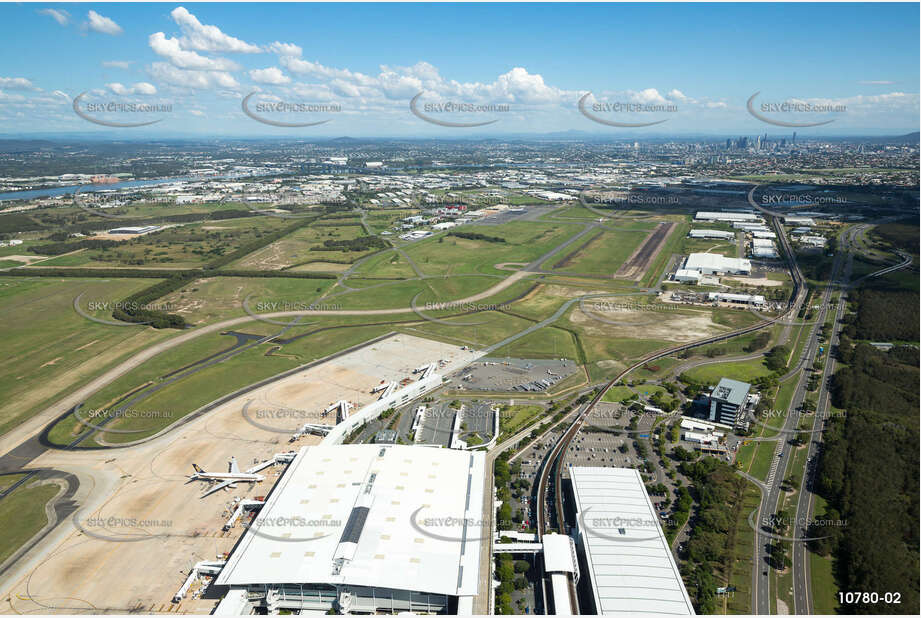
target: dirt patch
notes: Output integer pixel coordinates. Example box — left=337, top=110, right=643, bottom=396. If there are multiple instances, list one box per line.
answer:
left=723, top=276, right=782, bottom=287
left=571, top=304, right=730, bottom=342
left=615, top=222, right=676, bottom=280
left=0, top=255, right=43, bottom=264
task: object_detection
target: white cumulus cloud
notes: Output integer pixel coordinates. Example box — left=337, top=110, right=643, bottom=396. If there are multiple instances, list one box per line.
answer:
left=149, top=32, right=239, bottom=71
left=0, top=77, right=37, bottom=90
left=170, top=6, right=261, bottom=53
left=249, top=67, right=291, bottom=85
left=147, top=62, right=239, bottom=90
left=85, top=10, right=123, bottom=35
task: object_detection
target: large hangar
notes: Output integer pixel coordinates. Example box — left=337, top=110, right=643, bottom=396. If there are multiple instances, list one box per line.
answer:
left=215, top=444, right=486, bottom=615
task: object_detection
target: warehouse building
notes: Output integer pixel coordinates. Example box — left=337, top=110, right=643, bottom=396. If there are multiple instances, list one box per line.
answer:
left=674, top=269, right=702, bottom=284
left=688, top=229, right=735, bottom=240
left=684, top=253, right=752, bottom=275
left=783, top=216, right=815, bottom=226
left=570, top=467, right=695, bottom=615
left=215, top=444, right=486, bottom=615
left=694, top=211, right=760, bottom=223
left=751, top=238, right=779, bottom=259
left=707, top=292, right=765, bottom=306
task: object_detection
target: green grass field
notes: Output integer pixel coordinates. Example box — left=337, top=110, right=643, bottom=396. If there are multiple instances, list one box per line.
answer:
left=498, top=404, right=546, bottom=438
left=0, top=276, right=175, bottom=437
left=553, top=228, right=652, bottom=275
left=403, top=221, right=583, bottom=276
left=0, top=479, right=60, bottom=565
left=681, top=355, right=773, bottom=385
left=48, top=319, right=409, bottom=445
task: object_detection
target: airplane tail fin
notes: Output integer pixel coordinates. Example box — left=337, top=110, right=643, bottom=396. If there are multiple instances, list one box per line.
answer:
left=192, top=463, right=205, bottom=474
left=229, top=457, right=240, bottom=475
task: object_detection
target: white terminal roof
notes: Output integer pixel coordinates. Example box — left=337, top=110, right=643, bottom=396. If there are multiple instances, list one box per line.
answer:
left=571, top=467, right=695, bottom=615
left=217, top=444, right=485, bottom=597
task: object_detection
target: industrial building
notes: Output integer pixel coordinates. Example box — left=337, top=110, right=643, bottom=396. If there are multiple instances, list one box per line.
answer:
left=798, top=235, right=827, bottom=247
left=731, top=221, right=768, bottom=231
left=707, top=378, right=752, bottom=425
left=674, top=269, right=702, bottom=284
left=751, top=238, right=780, bottom=259
left=688, top=229, right=735, bottom=240
left=215, top=444, right=486, bottom=615
left=707, top=292, right=765, bottom=306
left=107, top=225, right=161, bottom=235
left=752, top=230, right=777, bottom=239
left=570, top=467, right=695, bottom=615
left=683, top=253, right=752, bottom=276
left=783, top=216, right=815, bottom=226
left=694, top=211, right=760, bottom=223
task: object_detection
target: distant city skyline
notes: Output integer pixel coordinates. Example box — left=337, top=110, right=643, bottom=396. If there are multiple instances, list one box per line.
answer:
left=1, top=3, right=918, bottom=137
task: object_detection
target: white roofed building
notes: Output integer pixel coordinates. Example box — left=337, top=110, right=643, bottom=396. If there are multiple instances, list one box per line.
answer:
left=215, top=444, right=486, bottom=615
left=694, top=211, right=760, bottom=222
left=684, top=253, right=751, bottom=275
left=689, top=229, right=735, bottom=240
left=569, top=467, right=695, bottom=615
left=674, top=269, right=702, bottom=284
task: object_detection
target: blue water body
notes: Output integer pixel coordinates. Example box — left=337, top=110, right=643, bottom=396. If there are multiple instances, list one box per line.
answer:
left=0, top=176, right=198, bottom=202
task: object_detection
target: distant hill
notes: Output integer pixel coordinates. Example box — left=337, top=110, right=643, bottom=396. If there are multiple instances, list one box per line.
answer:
left=0, top=139, right=60, bottom=153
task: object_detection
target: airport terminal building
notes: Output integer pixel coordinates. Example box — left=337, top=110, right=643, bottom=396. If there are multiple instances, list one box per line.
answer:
left=215, top=444, right=486, bottom=615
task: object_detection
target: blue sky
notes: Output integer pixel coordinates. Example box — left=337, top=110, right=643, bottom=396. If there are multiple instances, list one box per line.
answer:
left=1, top=2, right=918, bottom=137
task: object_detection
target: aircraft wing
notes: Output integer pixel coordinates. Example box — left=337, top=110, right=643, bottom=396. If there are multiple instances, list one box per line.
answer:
left=200, top=479, right=237, bottom=498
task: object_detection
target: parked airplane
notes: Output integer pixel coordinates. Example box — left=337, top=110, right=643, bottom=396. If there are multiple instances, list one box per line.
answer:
left=187, top=457, right=266, bottom=498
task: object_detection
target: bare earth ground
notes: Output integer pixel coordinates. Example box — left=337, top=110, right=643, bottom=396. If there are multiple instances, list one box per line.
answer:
left=571, top=303, right=733, bottom=342
left=0, top=255, right=44, bottom=264
left=723, top=276, right=783, bottom=287
left=1, top=334, right=474, bottom=615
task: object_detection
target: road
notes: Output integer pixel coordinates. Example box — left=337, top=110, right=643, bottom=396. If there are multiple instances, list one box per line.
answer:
left=749, top=221, right=882, bottom=614
left=789, top=224, right=912, bottom=614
